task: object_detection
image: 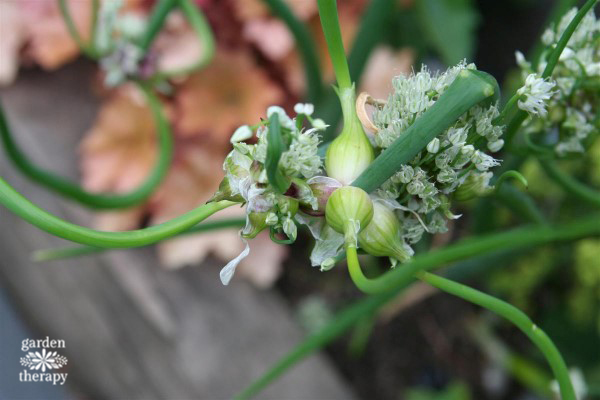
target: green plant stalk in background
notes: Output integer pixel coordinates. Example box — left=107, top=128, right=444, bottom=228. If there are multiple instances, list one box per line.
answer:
left=57, top=0, right=98, bottom=58
left=539, top=159, right=600, bottom=208
left=33, top=217, right=246, bottom=261
left=235, top=214, right=600, bottom=398
left=263, top=0, right=323, bottom=103
left=139, top=0, right=178, bottom=52
left=416, top=271, right=576, bottom=400
left=0, top=176, right=236, bottom=247
left=0, top=84, right=173, bottom=209
left=149, top=0, right=216, bottom=81
left=505, top=0, right=599, bottom=144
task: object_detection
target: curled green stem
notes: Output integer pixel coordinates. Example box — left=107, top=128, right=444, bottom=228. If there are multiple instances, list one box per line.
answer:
left=34, top=217, right=246, bottom=261
left=0, top=174, right=236, bottom=247
left=416, top=271, right=576, bottom=400
left=235, top=215, right=600, bottom=399
left=539, top=158, right=600, bottom=208
left=0, top=84, right=173, bottom=209
left=139, top=0, right=178, bottom=52
left=57, top=0, right=98, bottom=58
left=263, top=0, right=322, bottom=102
left=494, top=170, right=528, bottom=192
left=148, top=0, right=216, bottom=81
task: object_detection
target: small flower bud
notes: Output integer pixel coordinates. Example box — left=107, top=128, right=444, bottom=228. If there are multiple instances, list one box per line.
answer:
left=209, top=177, right=245, bottom=203
left=294, top=103, right=314, bottom=116
left=426, top=138, right=440, bottom=153
left=358, top=202, right=412, bottom=262
left=230, top=125, right=253, bottom=143
left=242, top=211, right=269, bottom=239
left=311, top=118, right=329, bottom=131
left=325, top=186, right=374, bottom=243
left=301, top=176, right=342, bottom=216
left=325, top=87, right=375, bottom=185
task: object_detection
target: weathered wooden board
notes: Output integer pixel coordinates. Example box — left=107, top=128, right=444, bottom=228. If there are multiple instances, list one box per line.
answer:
left=0, top=62, right=353, bottom=400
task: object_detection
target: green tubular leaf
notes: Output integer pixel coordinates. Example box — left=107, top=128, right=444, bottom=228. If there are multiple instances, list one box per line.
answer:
left=148, top=0, right=216, bottom=81
left=0, top=84, right=173, bottom=209
left=263, top=0, right=323, bottom=102
left=0, top=175, right=236, bottom=247
left=235, top=215, right=600, bottom=398
left=33, top=217, right=246, bottom=261
left=266, top=113, right=291, bottom=194
left=352, top=69, right=498, bottom=193
left=417, top=271, right=576, bottom=400
left=317, top=0, right=352, bottom=90
left=316, top=0, right=395, bottom=141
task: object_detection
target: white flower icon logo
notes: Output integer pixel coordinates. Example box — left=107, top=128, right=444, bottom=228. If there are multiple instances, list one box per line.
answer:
left=20, top=348, right=68, bottom=371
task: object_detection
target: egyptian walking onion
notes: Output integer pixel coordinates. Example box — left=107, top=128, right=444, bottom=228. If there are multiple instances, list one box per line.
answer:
left=212, top=61, right=513, bottom=285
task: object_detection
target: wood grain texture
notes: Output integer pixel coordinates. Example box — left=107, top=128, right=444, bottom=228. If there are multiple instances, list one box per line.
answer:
left=0, top=62, right=353, bottom=400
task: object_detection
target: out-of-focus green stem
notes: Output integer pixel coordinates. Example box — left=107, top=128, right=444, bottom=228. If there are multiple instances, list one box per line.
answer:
left=317, top=0, right=352, bottom=90
left=0, top=84, right=173, bottom=209
left=0, top=175, right=235, bottom=247
left=34, top=217, right=246, bottom=261
left=57, top=0, right=98, bottom=58
left=139, top=0, right=178, bottom=51
left=263, top=0, right=322, bottom=102
left=90, top=0, right=100, bottom=50
left=234, top=215, right=600, bottom=399
left=149, top=0, right=215, bottom=80
left=539, top=159, right=600, bottom=208
left=417, top=271, right=575, bottom=400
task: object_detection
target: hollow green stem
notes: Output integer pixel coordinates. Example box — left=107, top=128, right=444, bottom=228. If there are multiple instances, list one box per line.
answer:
left=234, top=215, right=600, bottom=399
left=57, top=0, right=97, bottom=58
left=494, top=93, right=521, bottom=126
left=345, top=245, right=388, bottom=294
left=263, top=0, right=322, bottom=102
left=90, top=0, right=100, bottom=51
left=494, top=170, right=528, bottom=192
left=139, top=0, right=178, bottom=52
left=0, top=175, right=236, bottom=247
left=149, top=0, right=215, bottom=81
left=493, top=184, right=546, bottom=225
left=506, top=0, right=598, bottom=144
left=539, top=159, right=600, bottom=208
left=416, top=271, right=576, bottom=400
left=317, top=0, right=352, bottom=90
left=34, top=217, right=246, bottom=261
left=0, top=84, right=173, bottom=209
left=541, top=0, right=598, bottom=79
left=352, top=69, right=497, bottom=192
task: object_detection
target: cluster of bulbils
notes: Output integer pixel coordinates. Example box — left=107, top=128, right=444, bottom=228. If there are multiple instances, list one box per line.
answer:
left=213, top=61, right=512, bottom=285
left=515, top=7, right=599, bottom=156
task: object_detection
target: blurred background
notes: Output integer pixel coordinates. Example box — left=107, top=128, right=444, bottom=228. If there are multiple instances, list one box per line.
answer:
left=0, top=0, right=598, bottom=399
